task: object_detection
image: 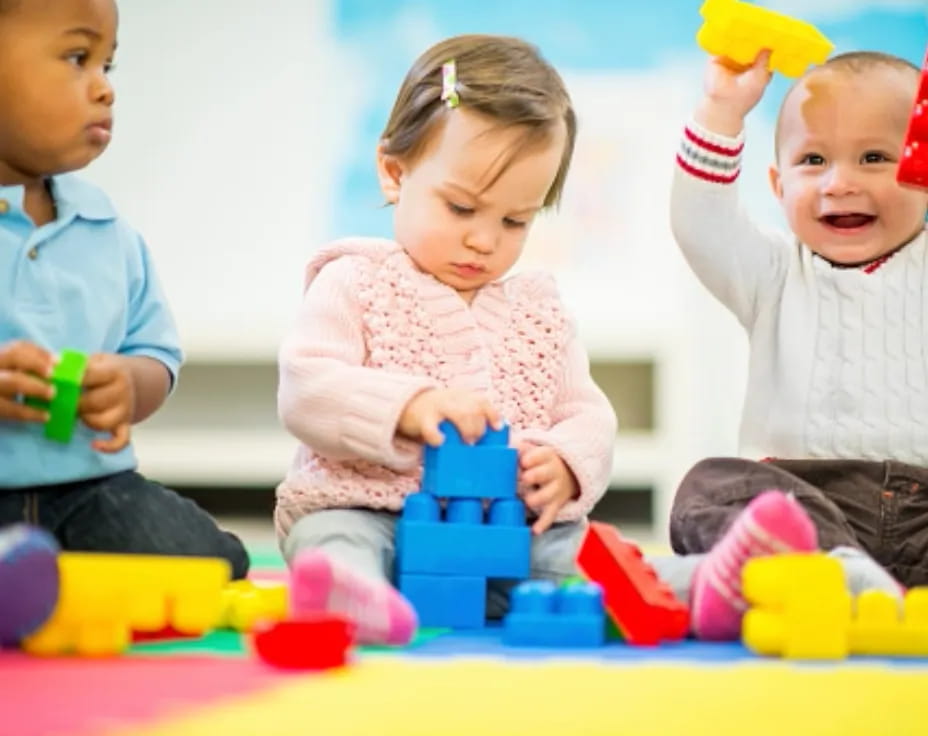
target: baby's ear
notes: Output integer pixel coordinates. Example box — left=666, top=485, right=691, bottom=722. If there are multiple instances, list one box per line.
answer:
left=768, top=164, right=784, bottom=200
left=375, top=143, right=404, bottom=204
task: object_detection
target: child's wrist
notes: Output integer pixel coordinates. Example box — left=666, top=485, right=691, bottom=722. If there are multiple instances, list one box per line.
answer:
left=694, top=99, right=746, bottom=138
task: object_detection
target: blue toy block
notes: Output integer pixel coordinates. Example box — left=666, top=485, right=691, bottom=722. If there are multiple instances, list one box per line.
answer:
left=396, top=493, right=531, bottom=578
left=503, top=580, right=606, bottom=647
left=398, top=573, right=485, bottom=628
left=422, top=420, right=517, bottom=499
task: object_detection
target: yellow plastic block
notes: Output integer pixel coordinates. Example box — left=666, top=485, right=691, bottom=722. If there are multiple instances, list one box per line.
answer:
left=697, top=0, right=834, bottom=77
left=743, top=555, right=928, bottom=659
left=216, top=579, right=289, bottom=632
left=22, top=552, right=230, bottom=656
left=849, top=588, right=928, bottom=657
left=742, top=553, right=852, bottom=659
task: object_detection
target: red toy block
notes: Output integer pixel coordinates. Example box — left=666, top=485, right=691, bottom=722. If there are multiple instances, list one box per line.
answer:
left=252, top=614, right=354, bottom=670
left=576, top=522, right=689, bottom=646
left=897, top=48, right=928, bottom=190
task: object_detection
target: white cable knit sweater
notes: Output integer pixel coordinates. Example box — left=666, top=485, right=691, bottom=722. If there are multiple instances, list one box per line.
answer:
left=673, top=121, right=928, bottom=464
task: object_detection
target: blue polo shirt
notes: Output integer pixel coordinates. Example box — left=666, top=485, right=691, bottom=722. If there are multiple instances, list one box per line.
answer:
left=0, top=174, right=183, bottom=488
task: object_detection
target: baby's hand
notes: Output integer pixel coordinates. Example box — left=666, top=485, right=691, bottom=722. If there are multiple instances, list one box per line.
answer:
left=0, top=340, right=55, bottom=422
left=696, top=49, right=773, bottom=135
left=517, top=443, right=579, bottom=535
left=79, top=353, right=134, bottom=453
left=398, top=388, right=501, bottom=446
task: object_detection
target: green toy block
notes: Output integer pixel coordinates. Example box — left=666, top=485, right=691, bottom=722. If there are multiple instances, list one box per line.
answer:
left=26, top=349, right=88, bottom=443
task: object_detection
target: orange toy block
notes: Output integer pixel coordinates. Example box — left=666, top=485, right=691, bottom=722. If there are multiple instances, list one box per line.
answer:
left=898, top=48, right=928, bottom=190
left=576, top=522, right=689, bottom=645
left=22, top=552, right=230, bottom=656
left=217, top=579, right=289, bottom=632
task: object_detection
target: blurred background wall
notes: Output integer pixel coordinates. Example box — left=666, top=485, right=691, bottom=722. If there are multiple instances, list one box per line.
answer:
left=82, top=0, right=928, bottom=540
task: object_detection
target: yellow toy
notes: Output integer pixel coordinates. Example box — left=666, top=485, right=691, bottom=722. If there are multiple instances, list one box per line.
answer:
left=850, top=588, right=928, bottom=657
left=742, top=553, right=928, bottom=659
left=22, top=552, right=230, bottom=656
left=216, top=579, right=288, bottom=632
left=697, top=0, right=834, bottom=78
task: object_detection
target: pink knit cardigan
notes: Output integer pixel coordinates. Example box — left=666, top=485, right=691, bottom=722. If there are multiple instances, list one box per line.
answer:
left=275, top=238, right=616, bottom=536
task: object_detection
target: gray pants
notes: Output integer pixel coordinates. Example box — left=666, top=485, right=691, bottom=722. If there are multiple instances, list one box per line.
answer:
left=282, top=510, right=899, bottom=620
left=283, top=508, right=591, bottom=618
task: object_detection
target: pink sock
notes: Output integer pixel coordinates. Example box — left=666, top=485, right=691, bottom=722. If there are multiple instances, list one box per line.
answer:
left=289, top=549, right=417, bottom=646
left=691, top=490, right=818, bottom=641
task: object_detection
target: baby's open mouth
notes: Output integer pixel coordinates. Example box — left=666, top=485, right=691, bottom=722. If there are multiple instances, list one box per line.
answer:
left=820, top=213, right=876, bottom=228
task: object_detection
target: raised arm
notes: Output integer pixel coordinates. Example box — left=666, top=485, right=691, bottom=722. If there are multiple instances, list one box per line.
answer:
left=672, top=51, right=790, bottom=327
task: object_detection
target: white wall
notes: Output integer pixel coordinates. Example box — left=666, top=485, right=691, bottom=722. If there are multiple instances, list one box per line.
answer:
left=81, top=0, right=752, bottom=535
left=85, top=0, right=361, bottom=360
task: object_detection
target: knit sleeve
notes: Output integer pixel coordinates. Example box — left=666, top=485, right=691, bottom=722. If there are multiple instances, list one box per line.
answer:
left=671, top=119, right=790, bottom=328
left=514, top=315, right=617, bottom=521
left=277, top=256, right=438, bottom=471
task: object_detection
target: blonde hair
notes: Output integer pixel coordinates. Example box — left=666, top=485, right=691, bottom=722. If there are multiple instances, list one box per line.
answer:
left=775, top=51, right=920, bottom=159
left=380, top=34, right=576, bottom=208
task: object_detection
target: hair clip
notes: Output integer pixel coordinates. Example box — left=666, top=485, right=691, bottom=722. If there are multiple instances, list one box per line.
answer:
left=441, top=59, right=460, bottom=109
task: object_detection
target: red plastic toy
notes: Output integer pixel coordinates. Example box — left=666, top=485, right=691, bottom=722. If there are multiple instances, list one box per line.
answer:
left=252, top=614, right=355, bottom=670
left=898, top=47, right=928, bottom=190
left=576, top=522, right=689, bottom=646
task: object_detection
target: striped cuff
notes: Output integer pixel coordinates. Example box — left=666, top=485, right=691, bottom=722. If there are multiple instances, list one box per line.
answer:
left=676, top=119, right=745, bottom=184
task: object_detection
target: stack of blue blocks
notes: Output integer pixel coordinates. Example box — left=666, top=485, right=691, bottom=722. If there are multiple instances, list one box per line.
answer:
left=395, top=421, right=531, bottom=628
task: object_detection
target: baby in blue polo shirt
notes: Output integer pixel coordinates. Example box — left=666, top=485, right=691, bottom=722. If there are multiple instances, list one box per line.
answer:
left=0, top=0, right=248, bottom=581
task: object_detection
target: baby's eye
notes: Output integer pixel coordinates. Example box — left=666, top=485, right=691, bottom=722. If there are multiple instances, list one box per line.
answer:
left=65, top=50, right=89, bottom=67
left=447, top=202, right=473, bottom=216
left=503, top=217, right=527, bottom=229
left=104, top=59, right=117, bottom=74
left=861, top=151, right=890, bottom=164
left=798, top=153, right=825, bottom=166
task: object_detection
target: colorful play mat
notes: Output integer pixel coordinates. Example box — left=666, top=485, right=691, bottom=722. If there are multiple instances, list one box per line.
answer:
left=3, top=547, right=927, bottom=736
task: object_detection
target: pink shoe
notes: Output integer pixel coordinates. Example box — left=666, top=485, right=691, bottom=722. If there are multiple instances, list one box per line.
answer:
left=691, top=491, right=817, bottom=640
left=290, top=549, right=417, bottom=646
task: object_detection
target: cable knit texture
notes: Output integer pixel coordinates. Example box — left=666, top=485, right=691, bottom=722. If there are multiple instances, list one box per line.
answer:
left=275, top=238, right=616, bottom=538
left=673, top=119, right=928, bottom=464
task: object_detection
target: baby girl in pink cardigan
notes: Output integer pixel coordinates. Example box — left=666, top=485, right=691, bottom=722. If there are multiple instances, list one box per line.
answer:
left=274, top=35, right=616, bottom=645
left=274, top=35, right=826, bottom=646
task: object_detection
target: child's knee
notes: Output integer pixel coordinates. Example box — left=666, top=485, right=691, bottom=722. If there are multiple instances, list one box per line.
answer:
left=828, top=546, right=903, bottom=599
left=282, top=509, right=394, bottom=565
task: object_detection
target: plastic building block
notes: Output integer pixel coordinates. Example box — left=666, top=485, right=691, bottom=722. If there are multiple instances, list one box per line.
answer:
left=0, top=525, right=59, bottom=646
left=576, top=522, right=689, bottom=645
left=253, top=614, right=354, bottom=669
left=422, top=420, right=518, bottom=499
left=696, top=0, right=833, bottom=78
left=898, top=48, right=928, bottom=190
left=25, top=349, right=88, bottom=442
left=22, top=552, right=231, bottom=656
left=742, top=553, right=852, bottom=659
left=216, top=580, right=289, bottom=632
left=503, top=580, right=605, bottom=647
left=744, top=553, right=928, bottom=658
left=849, top=588, right=928, bottom=657
left=396, top=492, right=530, bottom=578
left=398, top=573, right=485, bottom=628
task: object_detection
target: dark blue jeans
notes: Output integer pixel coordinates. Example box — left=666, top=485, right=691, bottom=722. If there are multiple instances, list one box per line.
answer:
left=0, top=470, right=249, bottom=579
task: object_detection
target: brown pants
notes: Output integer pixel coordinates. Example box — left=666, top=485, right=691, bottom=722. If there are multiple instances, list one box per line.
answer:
left=670, top=457, right=928, bottom=588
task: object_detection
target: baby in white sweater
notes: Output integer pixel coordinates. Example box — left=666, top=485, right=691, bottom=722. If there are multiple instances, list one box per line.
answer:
left=669, top=49, right=927, bottom=633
